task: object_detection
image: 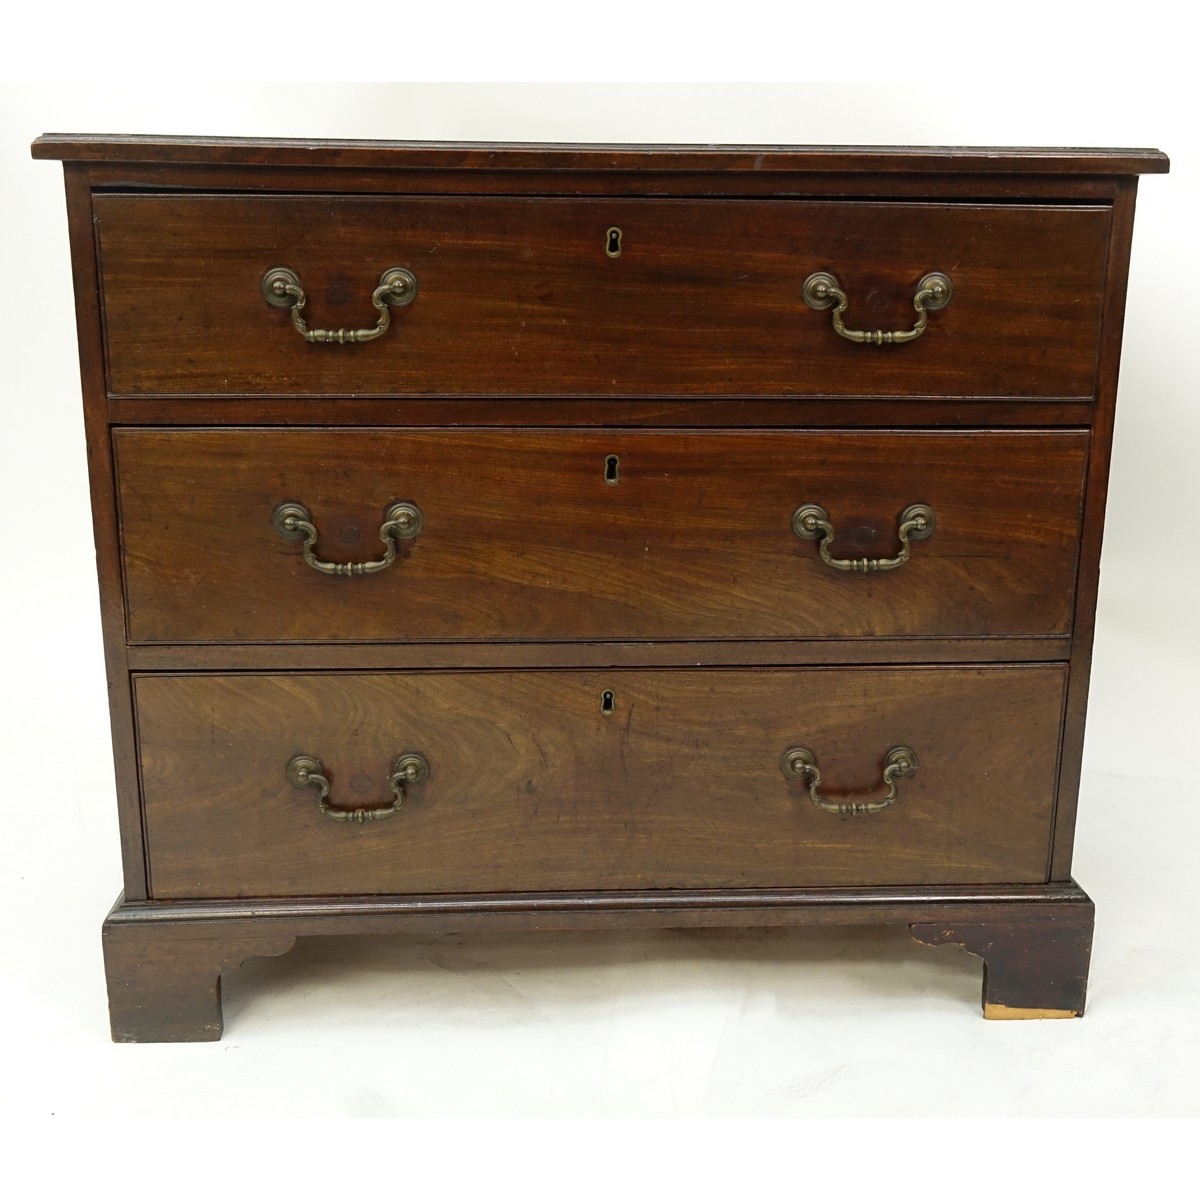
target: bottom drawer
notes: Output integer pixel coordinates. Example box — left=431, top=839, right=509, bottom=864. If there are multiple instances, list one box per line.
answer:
left=136, top=666, right=1067, bottom=898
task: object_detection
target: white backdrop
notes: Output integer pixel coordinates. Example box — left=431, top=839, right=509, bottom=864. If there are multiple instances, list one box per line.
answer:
left=1, top=75, right=1196, bottom=1133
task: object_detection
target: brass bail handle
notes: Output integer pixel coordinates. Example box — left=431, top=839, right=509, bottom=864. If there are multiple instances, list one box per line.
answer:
left=273, top=500, right=423, bottom=577
left=286, top=753, right=430, bottom=823
left=792, top=502, right=935, bottom=573
left=781, top=746, right=918, bottom=816
left=802, top=270, right=952, bottom=345
left=262, top=265, right=418, bottom=344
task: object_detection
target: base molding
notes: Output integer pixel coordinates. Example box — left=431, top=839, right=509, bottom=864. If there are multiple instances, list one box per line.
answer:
left=103, top=882, right=1095, bottom=1040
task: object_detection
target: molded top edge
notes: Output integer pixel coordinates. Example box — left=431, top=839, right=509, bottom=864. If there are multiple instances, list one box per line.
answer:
left=31, top=134, right=1170, bottom=174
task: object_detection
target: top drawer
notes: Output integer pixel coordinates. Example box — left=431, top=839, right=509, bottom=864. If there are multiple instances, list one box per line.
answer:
left=93, top=195, right=1109, bottom=399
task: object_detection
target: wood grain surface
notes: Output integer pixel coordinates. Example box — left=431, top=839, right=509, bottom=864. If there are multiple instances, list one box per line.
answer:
left=136, top=665, right=1068, bottom=898
left=33, top=134, right=1171, bottom=175
left=94, top=194, right=1110, bottom=398
left=114, top=428, right=1088, bottom=645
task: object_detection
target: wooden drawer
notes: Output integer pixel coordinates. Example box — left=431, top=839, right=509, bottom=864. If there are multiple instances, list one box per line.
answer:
left=115, top=428, right=1087, bottom=644
left=94, top=194, right=1109, bottom=399
left=137, top=666, right=1066, bottom=898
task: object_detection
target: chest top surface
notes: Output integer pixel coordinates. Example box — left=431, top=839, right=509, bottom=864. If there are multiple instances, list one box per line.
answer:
left=31, top=134, right=1170, bottom=175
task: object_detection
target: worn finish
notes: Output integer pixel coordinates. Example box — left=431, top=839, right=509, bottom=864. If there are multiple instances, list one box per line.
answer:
left=36, top=136, right=1165, bottom=1037
left=114, top=428, right=1088, bottom=645
left=102, top=917, right=296, bottom=1042
left=780, top=744, right=920, bottom=816
left=94, top=195, right=1109, bottom=398
left=911, top=893, right=1094, bottom=1019
left=100, top=883, right=1091, bottom=1041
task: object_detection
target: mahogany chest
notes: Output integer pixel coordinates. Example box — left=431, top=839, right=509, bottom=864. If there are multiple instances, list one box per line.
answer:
left=33, top=135, right=1168, bottom=1039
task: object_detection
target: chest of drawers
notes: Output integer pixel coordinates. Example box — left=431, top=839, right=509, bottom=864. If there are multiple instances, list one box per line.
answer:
left=34, top=135, right=1168, bottom=1040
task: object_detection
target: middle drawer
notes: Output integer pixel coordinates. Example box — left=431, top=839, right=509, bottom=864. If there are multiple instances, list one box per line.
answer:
left=114, top=428, right=1087, bottom=644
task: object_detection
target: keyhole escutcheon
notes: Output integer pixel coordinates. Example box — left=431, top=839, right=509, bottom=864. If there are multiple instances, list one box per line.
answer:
left=604, top=454, right=620, bottom=485
left=600, top=690, right=616, bottom=716
left=605, top=227, right=623, bottom=258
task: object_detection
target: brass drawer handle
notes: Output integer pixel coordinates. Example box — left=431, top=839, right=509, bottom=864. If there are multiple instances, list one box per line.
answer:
left=262, top=265, right=417, bottom=344
left=273, top=500, right=422, bottom=576
left=781, top=745, right=918, bottom=816
left=792, top=502, right=935, bottom=572
left=286, top=752, right=430, bottom=823
left=802, top=271, right=952, bottom=345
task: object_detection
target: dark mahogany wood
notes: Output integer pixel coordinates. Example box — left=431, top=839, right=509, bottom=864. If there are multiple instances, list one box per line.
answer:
left=134, top=666, right=1067, bottom=898
left=114, top=428, right=1088, bottom=645
left=35, top=137, right=1166, bottom=1037
left=911, top=891, right=1094, bottom=1017
left=104, top=396, right=1097, bottom=426
left=103, top=915, right=295, bottom=1042
left=124, top=637, right=1069, bottom=672
left=95, top=194, right=1108, bottom=399
left=63, top=167, right=147, bottom=899
left=1051, top=179, right=1140, bottom=880
left=32, top=135, right=1170, bottom=175
left=101, top=881, right=1093, bottom=1037
left=70, top=163, right=1147, bottom=201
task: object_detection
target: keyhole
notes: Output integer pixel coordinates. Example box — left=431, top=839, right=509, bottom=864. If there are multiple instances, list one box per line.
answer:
left=605, top=227, right=623, bottom=258
left=604, top=454, right=620, bottom=485
left=600, top=690, right=616, bottom=716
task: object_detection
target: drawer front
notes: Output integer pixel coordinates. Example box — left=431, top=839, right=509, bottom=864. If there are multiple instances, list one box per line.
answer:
left=115, top=428, right=1087, bottom=644
left=137, top=666, right=1066, bottom=898
left=95, top=194, right=1108, bottom=398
